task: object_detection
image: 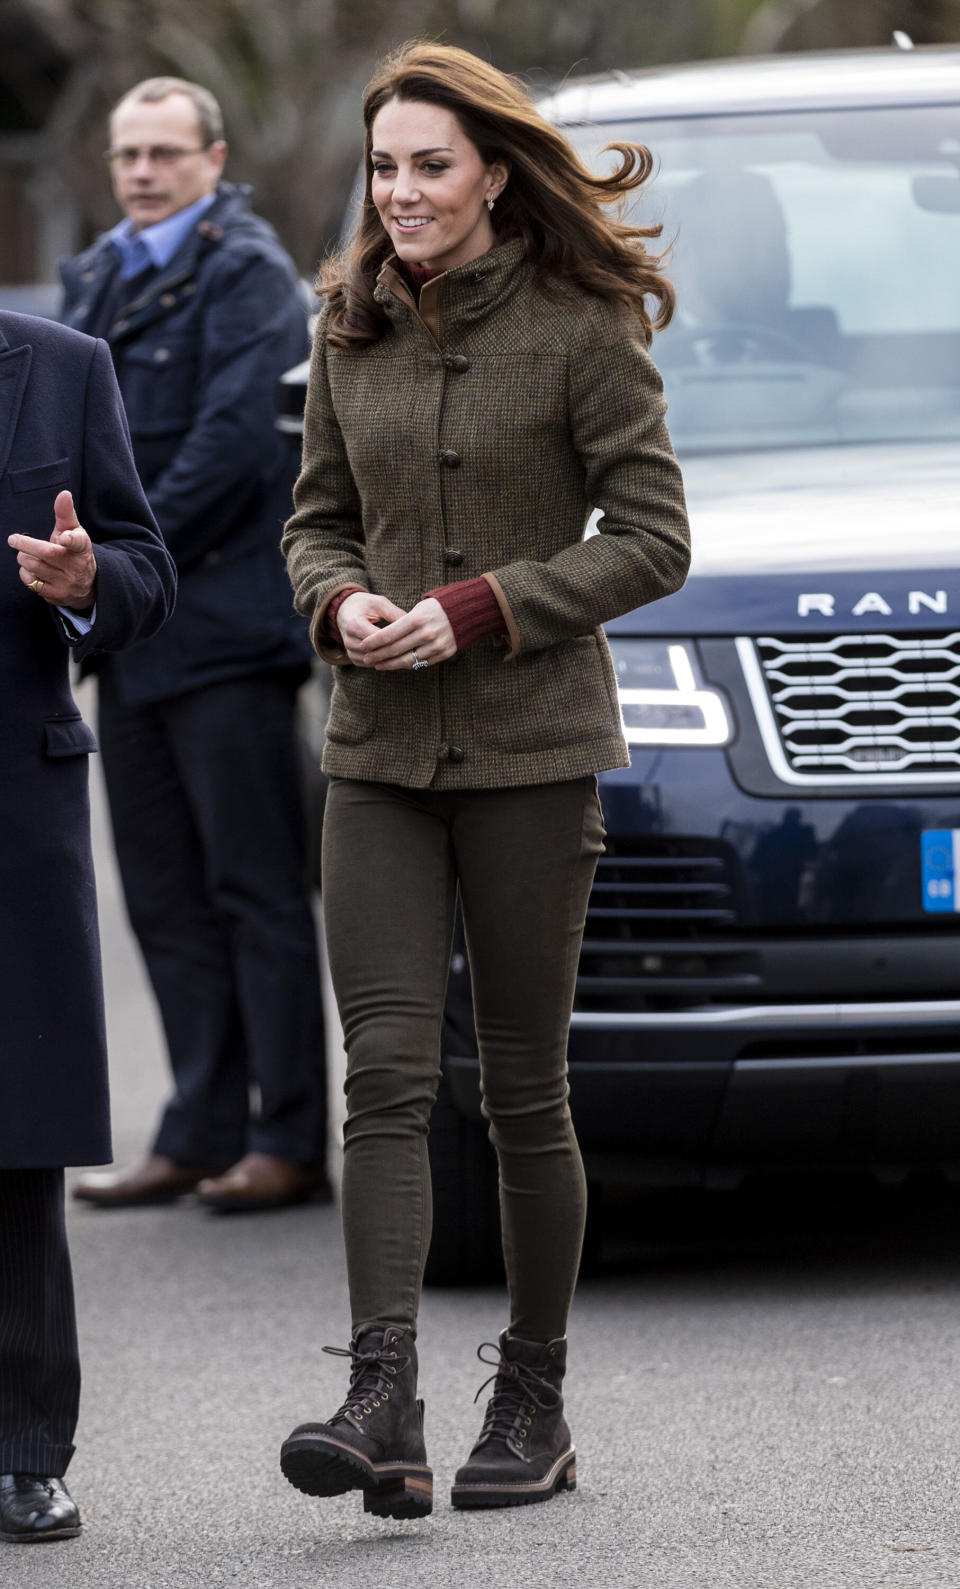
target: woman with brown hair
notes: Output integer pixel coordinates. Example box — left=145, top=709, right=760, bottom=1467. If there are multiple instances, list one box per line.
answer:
left=279, top=40, right=689, bottom=1519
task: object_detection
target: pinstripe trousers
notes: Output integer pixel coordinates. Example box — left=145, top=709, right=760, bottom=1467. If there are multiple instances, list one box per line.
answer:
left=0, top=1171, right=79, bottom=1477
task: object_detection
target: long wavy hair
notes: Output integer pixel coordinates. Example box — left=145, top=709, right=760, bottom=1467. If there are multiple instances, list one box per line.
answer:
left=322, top=42, right=674, bottom=349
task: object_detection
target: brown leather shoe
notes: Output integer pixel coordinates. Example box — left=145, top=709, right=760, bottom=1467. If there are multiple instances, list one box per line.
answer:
left=196, top=1153, right=332, bottom=1212
left=72, top=1154, right=222, bottom=1208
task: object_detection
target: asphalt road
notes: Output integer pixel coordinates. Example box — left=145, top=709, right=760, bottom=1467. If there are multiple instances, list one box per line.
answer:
left=10, top=683, right=960, bottom=1588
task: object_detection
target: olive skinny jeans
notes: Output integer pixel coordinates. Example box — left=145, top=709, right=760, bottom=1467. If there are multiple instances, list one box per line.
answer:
left=322, top=774, right=604, bottom=1343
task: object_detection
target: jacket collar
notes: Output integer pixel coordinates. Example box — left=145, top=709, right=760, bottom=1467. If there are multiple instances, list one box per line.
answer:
left=108, top=190, right=218, bottom=278
left=375, top=236, right=528, bottom=347
left=60, top=181, right=253, bottom=309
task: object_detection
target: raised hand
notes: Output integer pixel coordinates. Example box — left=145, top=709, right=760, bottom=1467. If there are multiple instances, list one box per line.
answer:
left=8, top=490, right=98, bottom=611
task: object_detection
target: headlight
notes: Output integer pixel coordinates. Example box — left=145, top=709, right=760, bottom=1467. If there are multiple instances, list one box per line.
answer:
left=611, top=640, right=732, bottom=746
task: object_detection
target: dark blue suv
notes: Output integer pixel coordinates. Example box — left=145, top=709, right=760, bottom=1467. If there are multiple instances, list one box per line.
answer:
left=427, top=44, right=960, bottom=1277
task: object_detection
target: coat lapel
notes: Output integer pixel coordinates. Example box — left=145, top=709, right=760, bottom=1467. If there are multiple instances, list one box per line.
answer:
left=0, top=334, right=31, bottom=481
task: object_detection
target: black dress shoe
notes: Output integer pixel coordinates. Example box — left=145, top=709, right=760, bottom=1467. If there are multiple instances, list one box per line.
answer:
left=0, top=1474, right=81, bottom=1542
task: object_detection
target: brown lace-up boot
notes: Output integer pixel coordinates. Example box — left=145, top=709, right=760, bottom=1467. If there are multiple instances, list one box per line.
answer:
left=451, top=1331, right=576, bottom=1509
left=280, top=1326, right=432, bottom=1518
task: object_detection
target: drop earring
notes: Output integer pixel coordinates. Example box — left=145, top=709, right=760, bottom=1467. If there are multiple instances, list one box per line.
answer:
left=487, top=197, right=495, bottom=212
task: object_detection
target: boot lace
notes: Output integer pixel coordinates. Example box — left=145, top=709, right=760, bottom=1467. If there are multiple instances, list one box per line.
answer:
left=322, top=1338, right=407, bottom=1423
left=472, top=1340, right=560, bottom=1448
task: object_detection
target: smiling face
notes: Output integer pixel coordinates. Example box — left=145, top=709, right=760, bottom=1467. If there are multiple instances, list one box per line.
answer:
left=109, top=93, right=227, bottom=230
left=369, top=98, right=508, bottom=273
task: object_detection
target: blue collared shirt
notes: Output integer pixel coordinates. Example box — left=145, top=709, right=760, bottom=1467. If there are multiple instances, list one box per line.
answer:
left=109, top=191, right=217, bottom=280
left=56, top=604, right=96, bottom=639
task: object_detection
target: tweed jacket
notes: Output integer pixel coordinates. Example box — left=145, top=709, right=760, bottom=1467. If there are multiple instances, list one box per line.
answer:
left=282, top=237, right=691, bottom=789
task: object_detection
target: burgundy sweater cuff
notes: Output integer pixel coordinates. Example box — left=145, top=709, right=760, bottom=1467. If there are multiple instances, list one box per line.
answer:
left=325, top=586, right=364, bottom=646
left=424, top=577, right=507, bottom=652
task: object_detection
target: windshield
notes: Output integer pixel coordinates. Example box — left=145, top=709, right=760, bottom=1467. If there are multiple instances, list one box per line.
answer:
left=565, top=105, right=960, bottom=454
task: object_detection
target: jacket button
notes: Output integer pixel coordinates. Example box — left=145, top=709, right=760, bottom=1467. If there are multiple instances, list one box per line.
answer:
left=437, top=743, right=450, bottom=761
left=447, top=746, right=465, bottom=764
left=444, top=548, right=464, bottom=566
left=439, top=449, right=461, bottom=468
left=446, top=354, right=470, bottom=373
left=160, top=292, right=177, bottom=308
left=153, top=347, right=171, bottom=363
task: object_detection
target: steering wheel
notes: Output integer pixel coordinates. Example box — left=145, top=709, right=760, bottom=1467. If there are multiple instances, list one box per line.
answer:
left=660, top=321, right=812, bottom=366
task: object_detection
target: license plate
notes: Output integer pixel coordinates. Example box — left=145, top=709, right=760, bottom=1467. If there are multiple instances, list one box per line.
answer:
left=921, top=829, right=960, bottom=913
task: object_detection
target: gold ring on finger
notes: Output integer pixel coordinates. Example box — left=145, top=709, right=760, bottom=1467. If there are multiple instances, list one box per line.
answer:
left=28, top=577, right=45, bottom=594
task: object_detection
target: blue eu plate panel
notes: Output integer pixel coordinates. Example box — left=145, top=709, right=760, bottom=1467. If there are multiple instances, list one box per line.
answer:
left=921, top=830, right=960, bottom=913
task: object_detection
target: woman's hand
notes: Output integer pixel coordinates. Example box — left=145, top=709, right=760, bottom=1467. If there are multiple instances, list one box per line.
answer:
left=8, top=491, right=98, bottom=612
left=336, top=590, right=408, bottom=665
left=358, top=597, right=456, bottom=671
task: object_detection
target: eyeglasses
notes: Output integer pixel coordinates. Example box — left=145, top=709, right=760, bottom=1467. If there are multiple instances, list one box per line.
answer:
left=104, top=143, right=212, bottom=168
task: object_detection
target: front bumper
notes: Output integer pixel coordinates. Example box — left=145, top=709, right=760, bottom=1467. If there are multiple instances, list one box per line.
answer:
left=449, top=995, right=960, bottom=1181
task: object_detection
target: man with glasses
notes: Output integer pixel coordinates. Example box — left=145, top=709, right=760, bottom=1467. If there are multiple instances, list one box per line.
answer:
left=62, top=78, right=330, bottom=1213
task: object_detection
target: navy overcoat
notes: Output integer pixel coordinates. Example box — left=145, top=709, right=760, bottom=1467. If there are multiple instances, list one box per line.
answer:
left=0, top=311, right=176, bottom=1167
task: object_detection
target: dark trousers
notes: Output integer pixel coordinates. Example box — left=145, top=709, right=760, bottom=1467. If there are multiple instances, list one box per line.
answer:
left=322, top=775, right=604, bottom=1343
left=98, top=668, right=327, bottom=1168
left=0, top=1171, right=79, bottom=1477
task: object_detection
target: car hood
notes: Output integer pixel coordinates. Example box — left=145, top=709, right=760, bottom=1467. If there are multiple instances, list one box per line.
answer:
left=609, top=439, right=960, bottom=637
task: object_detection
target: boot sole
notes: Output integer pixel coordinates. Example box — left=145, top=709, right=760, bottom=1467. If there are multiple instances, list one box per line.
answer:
left=0, top=1525, right=82, bottom=1542
left=280, top=1432, right=433, bottom=1519
left=451, top=1449, right=576, bottom=1510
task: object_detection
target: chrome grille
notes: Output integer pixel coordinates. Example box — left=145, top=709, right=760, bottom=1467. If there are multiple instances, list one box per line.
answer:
left=749, top=632, right=960, bottom=783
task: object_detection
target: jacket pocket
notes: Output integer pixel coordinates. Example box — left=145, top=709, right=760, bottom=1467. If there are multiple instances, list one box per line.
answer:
left=122, top=333, right=201, bottom=436
left=325, top=668, right=377, bottom=745
left=44, top=717, right=99, bottom=758
left=10, top=458, right=70, bottom=493
left=494, top=633, right=611, bottom=753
